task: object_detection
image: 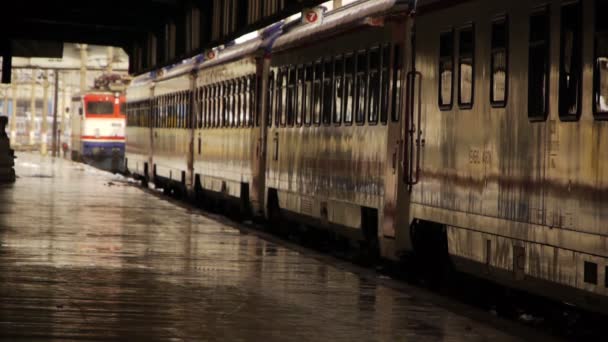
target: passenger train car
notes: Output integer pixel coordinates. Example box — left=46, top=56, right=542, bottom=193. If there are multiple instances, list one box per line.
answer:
left=125, top=0, right=608, bottom=315
left=71, top=91, right=126, bottom=172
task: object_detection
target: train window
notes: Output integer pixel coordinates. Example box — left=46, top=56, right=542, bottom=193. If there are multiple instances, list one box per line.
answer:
left=165, top=95, right=171, bottom=128
left=323, top=58, right=334, bottom=125
left=176, top=93, right=181, bottom=128
left=231, top=81, right=237, bottom=127
left=221, top=83, right=227, bottom=127
left=234, top=80, right=241, bottom=127
left=204, top=87, right=209, bottom=128
left=175, top=93, right=179, bottom=128
left=205, top=87, right=210, bottom=128
left=251, top=75, right=257, bottom=127
left=248, top=76, right=253, bottom=127
left=287, top=66, right=297, bottom=126
left=491, top=18, right=508, bottom=107
left=459, top=25, right=475, bottom=109
left=528, top=9, right=550, bottom=121
left=235, top=80, right=241, bottom=127
left=173, top=94, right=177, bottom=128
left=313, top=60, right=322, bottom=125
left=584, top=261, right=598, bottom=285
left=334, top=56, right=344, bottom=125
left=214, top=84, right=220, bottom=128
left=267, top=72, right=274, bottom=127
left=242, top=78, right=247, bottom=127
left=344, top=53, right=355, bottom=125
left=197, top=88, right=202, bottom=128
left=369, top=47, right=381, bottom=124
left=296, top=66, right=304, bottom=126
left=87, top=101, right=114, bottom=115
left=559, top=2, right=582, bottom=121
left=280, top=69, right=288, bottom=126
left=304, top=64, right=313, bottom=126
left=439, top=31, right=454, bottom=110
left=355, top=50, right=368, bottom=124
left=380, top=45, right=390, bottom=124
left=392, top=45, right=403, bottom=122
left=178, top=93, right=184, bottom=128
left=594, top=0, right=608, bottom=118
left=230, top=81, right=236, bottom=127
left=605, top=266, right=608, bottom=287
left=210, top=86, right=215, bottom=127
left=227, top=84, right=231, bottom=127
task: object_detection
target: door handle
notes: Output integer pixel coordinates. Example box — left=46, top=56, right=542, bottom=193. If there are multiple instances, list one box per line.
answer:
left=391, top=147, right=397, bottom=174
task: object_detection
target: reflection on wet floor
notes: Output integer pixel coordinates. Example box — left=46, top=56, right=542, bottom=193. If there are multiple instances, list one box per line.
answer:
left=0, top=153, right=522, bottom=341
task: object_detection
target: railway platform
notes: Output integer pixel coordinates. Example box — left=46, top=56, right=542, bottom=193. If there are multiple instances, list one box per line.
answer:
left=0, top=153, right=546, bottom=341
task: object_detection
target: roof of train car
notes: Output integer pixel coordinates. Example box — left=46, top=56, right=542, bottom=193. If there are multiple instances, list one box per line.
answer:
left=72, top=91, right=124, bottom=101
left=271, top=0, right=411, bottom=52
left=194, top=37, right=265, bottom=72
left=413, top=0, right=471, bottom=13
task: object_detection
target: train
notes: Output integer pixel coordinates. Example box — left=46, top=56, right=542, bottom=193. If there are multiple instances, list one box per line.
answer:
left=125, top=0, right=608, bottom=316
left=71, top=91, right=126, bottom=172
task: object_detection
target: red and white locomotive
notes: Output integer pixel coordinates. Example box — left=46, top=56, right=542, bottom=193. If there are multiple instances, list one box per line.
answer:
left=71, top=91, right=126, bottom=171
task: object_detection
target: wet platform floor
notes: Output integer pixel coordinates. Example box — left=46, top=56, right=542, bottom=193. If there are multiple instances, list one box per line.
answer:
left=0, top=153, right=537, bottom=341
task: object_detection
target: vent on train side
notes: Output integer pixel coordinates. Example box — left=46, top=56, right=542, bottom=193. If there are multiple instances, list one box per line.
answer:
left=584, top=261, right=598, bottom=285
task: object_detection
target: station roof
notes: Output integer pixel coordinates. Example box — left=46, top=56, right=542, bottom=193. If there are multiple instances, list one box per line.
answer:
left=0, top=0, right=326, bottom=80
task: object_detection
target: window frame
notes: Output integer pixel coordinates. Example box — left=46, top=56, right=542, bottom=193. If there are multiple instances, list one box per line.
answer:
left=458, top=23, right=475, bottom=110
left=593, top=0, right=608, bottom=120
left=490, top=16, right=509, bottom=108
left=355, top=49, right=369, bottom=125
left=438, top=30, right=455, bottom=111
left=322, top=57, right=334, bottom=126
left=304, top=63, right=313, bottom=127
left=313, top=59, right=323, bottom=126
left=558, top=1, right=583, bottom=121
left=528, top=6, right=551, bottom=122
left=343, top=52, right=355, bottom=126
left=333, top=55, right=344, bottom=126
left=368, top=46, right=381, bottom=125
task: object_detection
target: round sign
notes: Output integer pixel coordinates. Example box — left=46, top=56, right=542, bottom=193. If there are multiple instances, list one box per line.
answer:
left=305, top=10, right=318, bottom=24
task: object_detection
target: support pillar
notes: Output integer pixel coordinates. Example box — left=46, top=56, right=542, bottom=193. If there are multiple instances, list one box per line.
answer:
left=28, top=73, right=36, bottom=147
left=41, top=70, right=49, bottom=155
left=80, top=44, right=88, bottom=93
left=51, top=70, right=59, bottom=157
left=10, top=78, right=17, bottom=145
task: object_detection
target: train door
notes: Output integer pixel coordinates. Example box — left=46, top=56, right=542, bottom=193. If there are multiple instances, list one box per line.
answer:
left=381, top=18, right=416, bottom=259
left=186, top=76, right=196, bottom=192
left=250, top=56, right=270, bottom=216
left=149, top=85, right=157, bottom=183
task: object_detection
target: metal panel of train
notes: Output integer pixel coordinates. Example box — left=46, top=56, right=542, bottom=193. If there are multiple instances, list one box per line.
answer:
left=125, top=0, right=608, bottom=315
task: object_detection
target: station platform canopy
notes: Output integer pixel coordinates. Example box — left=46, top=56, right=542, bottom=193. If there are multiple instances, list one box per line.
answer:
left=0, top=0, right=327, bottom=81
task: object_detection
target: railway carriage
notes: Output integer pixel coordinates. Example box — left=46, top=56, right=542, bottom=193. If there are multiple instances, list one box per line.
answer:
left=125, top=72, right=155, bottom=181
left=409, top=0, right=608, bottom=313
left=265, top=0, right=411, bottom=252
left=193, top=38, right=268, bottom=214
left=150, top=60, right=195, bottom=191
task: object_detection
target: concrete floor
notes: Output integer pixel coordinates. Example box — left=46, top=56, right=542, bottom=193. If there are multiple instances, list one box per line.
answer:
left=0, top=153, right=538, bottom=341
